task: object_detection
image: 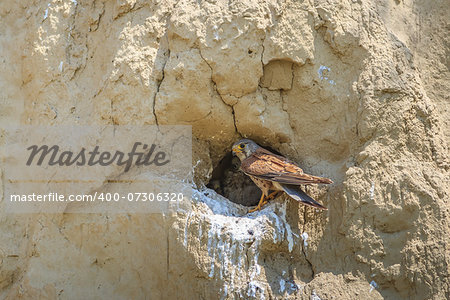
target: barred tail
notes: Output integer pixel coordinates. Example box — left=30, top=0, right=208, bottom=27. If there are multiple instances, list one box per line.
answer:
left=281, top=184, right=327, bottom=210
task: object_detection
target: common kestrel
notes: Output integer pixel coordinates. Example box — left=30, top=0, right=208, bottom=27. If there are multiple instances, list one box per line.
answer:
left=231, top=139, right=333, bottom=212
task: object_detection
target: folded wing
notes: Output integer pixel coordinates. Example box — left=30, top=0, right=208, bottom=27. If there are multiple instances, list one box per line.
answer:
left=241, top=148, right=333, bottom=185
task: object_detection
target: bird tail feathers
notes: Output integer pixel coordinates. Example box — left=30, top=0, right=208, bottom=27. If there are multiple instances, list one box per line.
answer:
left=312, top=176, right=333, bottom=184
left=281, top=184, right=328, bottom=210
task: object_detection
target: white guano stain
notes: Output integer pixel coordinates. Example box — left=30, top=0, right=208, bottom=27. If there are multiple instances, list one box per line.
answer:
left=311, top=290, right=322, bottom=300
left=279, top=202, right=294, bottom=252
left=279, top=278, right=285, bottom=293
left=301, top=232, right=309, bottom=250
left=43, top=3, right=50, bottom=20
left=187, top=188, right=299, bottom=298
left=370, top=182, right=375, bottom=200
left=317, top=65, right=336, bottom=86
left=369, top=280, right=378, bottom=293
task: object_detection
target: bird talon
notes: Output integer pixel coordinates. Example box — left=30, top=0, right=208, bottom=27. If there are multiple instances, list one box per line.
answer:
left=248, top=206, right=260, bottom=213
left=267, top=191, right=281, bottom=200
left=248, top=193, right=268, bottom=213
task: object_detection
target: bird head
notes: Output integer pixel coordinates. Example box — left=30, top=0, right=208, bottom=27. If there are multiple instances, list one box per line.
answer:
left=232, top=139, right=259, bottom=161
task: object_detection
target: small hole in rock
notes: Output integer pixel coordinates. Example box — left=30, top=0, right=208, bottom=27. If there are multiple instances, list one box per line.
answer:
left=207, top=144, right=283, bottom=207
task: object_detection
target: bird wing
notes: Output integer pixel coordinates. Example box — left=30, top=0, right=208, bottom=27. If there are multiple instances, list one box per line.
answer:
left=241, top=148, right=333, bottom=185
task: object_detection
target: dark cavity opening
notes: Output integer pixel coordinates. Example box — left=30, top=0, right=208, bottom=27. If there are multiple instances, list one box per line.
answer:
left=207, top=144, right=282, bottom=207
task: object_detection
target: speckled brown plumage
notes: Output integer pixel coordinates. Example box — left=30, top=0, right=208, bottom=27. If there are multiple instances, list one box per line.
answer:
left=232, top=139, right=333, bottom=212
left=241, top=147, right=333, bottom=186
left=248, top=175, right=274, bottom=197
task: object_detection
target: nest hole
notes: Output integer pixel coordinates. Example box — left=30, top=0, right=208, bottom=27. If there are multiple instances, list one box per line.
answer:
left=207, top=145, right=282, bottom=207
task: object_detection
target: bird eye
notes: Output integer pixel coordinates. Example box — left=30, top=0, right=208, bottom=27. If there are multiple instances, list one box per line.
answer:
left=239, top=143, right=245, bottom=149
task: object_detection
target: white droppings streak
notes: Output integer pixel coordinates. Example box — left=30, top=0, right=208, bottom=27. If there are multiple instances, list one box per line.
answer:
left=317, top=65, right=336, bottom=86
left=221, top=283, right=228, bottom=300
left=268, top=211, right=284, bottom=243
left=198, top=219, right=202, bottom=238
left=191, top=160, right=201, bottom=185
left=248, top=240, right=261, bottom=287
left=370, top=182, right=375, bottom=200
left=207, top=222, right=221, bottom=278
left=318, top=65, right=329, bottom=80
left=217, top=238, right=225, bottom=279
left=190, top=188, right=299, bottom=298
left=301, top=232, right=309, bottom=250
left=369, top=280, right=378, bottom=293
left=58, top=61, right=63, bottom=72
left=279, top=203, right=294, bottom=252
left=229, top=242, right=237, bottom=284
left=279, top=278, right=285, bottom=293
left=43, top=3, right=50, bottom=20
left=311, top=290, right=322, bottom=300
left=248, top=281, right=265, bottom=299
left=236, top=243, right=244, bottom=270
left=212, top=25, right=220, bottom=41
left=183, top=212, right=193, bottom=248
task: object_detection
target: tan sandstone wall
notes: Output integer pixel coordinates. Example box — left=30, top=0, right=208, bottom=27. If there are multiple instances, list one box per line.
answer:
left=0, top=0, right=448, bottom=299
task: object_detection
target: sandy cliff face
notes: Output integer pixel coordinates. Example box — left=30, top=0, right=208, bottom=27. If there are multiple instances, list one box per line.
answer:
left=0, top=0, right=448, bottom=299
